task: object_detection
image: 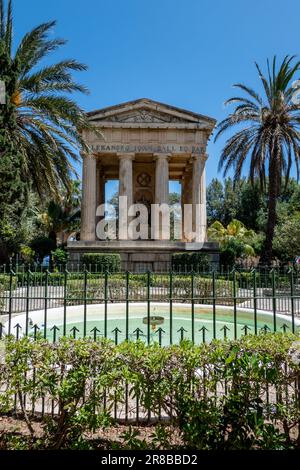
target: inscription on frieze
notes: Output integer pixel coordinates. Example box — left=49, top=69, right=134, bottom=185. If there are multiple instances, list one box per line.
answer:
left=91, top=144, right=205, bottom=154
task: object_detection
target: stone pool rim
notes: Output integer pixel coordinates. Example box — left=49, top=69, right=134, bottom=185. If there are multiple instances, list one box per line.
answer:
left=3, top=302, right=300, bottom=338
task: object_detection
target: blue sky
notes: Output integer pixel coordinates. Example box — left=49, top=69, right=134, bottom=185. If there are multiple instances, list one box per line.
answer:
left=11, top=0, right=300, bottom=199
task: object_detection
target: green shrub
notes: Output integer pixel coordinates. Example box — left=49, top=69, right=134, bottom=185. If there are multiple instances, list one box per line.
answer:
left=172, top=252, right=210, bottom=272
left=51, top=247, right=69, bottom=267
left=20, top=245, right=35, bottom=264
left=119, top=334, right=300, bottom=450
left=81, top=253, right=121, bottom=272
left=0, top=274, right=18, bottom=313
left=219, top=239, right=244, bottom=268
left=1, top=337, right=121, bottom=449
left=65, top=273, right=233, bottom=304
left=1, top=333, right=300, bottom=450
left=0, top=274, right=17, bottom=290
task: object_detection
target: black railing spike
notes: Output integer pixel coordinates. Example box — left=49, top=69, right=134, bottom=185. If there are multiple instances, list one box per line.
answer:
left=280, top=323, right=289, bottom=333
left=261, top=324, right=271, bottom=335
left=31, top=324, right=40, bottom=340
left=241, top=325, right=251, bottom=336
left=90, top=327, right=101, bottom=341
left=155, top=327, right=165, bottom=346
left=70, top=326, right=80, bottom=339
left=112, top=327, right=122, bottom=345
left=177, top=327, right=187, bottom=342
left=50, top=325, right=60, bottom=342
left=133, top=328, right=143, bottom=340
left=220, top=324, right=230, bottom=339
left=199, top=325, right=209, bottom=343
left=14, top=323, right=22, bottom=340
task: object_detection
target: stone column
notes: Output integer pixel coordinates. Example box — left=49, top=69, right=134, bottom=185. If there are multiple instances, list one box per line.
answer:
left=96, top=164, right=105, bottom=221
left=96, top=166, right=105, bottom=207
left=154, top=153, right=169, bottom=204
left=118, top=153, right=134, bottom=239
left=80, top=153, right=97, bottom=241
left=154, top=153, right=170, bottom=239
left=181, top=168, right=193, bottom=241
left=192, top=153, right=207, bottom=242
left=200, top=154, right=207, bottom=241
left=118, top=153, right=134, bottom=206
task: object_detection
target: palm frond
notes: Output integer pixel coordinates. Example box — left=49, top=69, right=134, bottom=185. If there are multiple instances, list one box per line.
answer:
left=1, top=3, right=98, bottom=200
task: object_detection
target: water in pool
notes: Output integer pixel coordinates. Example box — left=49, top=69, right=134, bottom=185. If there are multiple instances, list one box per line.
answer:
left=31, top=303, right=298, bottom=345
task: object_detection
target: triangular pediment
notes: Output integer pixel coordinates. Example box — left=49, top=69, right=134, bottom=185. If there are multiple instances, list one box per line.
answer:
left=87, top=98, right=215, bottom=128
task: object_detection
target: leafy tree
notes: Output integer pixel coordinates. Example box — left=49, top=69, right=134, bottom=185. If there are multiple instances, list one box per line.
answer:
left=208, top=219, right=255, bottom=252
left=0, top=1, right=28, bottom=261
left=208, top=219, right=256, bottom=266
left=168, top=191, right=180, bottom=205
left=215, top=56, right=300, bottom=264
left=207, top=178, right=265, bottom=231
left=273, top=213, right=300, bottom=262
left=38, top=181, right=81, bottom=247
left=169, top=192, right=180, bottom=240
left=236, top=180, right=265, bottom=231
left=207, top=179, right=224, bottom=225
left=223, top=178, right=241, bottom=224
left=51, top=247, right=69, bottom=268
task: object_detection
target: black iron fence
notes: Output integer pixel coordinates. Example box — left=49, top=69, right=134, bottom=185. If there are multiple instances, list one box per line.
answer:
left=1, top=266, right=300, bottom=427
left=0, top=267, right=300, bottom=344
left=0, top=261, right=295, bottom=275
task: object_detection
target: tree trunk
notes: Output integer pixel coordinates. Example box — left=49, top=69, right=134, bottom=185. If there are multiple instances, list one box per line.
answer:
left=48, top=230, right=57, bottom=271
left=260, top=157, right=280, bottom=265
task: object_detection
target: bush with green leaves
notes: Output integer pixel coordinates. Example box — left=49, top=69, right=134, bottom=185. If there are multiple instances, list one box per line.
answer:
left=0, top=337, right=123, bottom=449
left=51, top=248, right=69, bottom=267
left=81, top=253, right=121, bottom=273
left=1, top=333, right=300, bottom=450
left=65, top=273, right=234, bottom=304
left=273, top=213, right=300, bottom=263
left=172, top=252, right=210, bottom=272
left=20, top=245, right=35, bottom=264
left=0, top=274, right=17, bottom=312
left=0, top=273, right=17, bottom=290
left=119, top=334, right=300, bottom=450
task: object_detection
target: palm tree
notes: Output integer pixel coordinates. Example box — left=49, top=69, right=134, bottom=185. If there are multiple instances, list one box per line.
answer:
left=215, top=56, right=300, bottom=264
left=0, top=0, right=94, bottom=198
left=208, top=219, right=255, bottom=257
left=39, top=181, right=81, bottom=246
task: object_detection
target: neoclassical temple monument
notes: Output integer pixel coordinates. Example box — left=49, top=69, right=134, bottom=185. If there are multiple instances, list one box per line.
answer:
left=67, top=98, right=218, bottom=271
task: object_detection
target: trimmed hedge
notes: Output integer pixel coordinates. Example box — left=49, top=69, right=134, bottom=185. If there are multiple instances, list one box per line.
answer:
left=172, top=252, right=210, bottom=272
left=81, top=253, right=121, bottom=272
left=0, top=274, right=17, bottom=290
left=65, top=273, right=233, bottom=304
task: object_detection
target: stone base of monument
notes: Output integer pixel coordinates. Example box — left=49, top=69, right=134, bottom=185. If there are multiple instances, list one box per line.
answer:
left=67, top=240, right=219, bottom=272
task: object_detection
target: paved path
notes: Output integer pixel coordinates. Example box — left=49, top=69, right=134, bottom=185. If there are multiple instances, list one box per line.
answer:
left=1, top=286, right=299, bottom=318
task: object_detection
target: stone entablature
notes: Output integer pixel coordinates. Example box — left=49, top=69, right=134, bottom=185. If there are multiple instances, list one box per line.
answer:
left=90, top=144, right=205, bottom=155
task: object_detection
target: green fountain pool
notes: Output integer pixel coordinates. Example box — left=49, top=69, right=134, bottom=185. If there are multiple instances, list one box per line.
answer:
left=5, top=302, right=300, bottom=345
